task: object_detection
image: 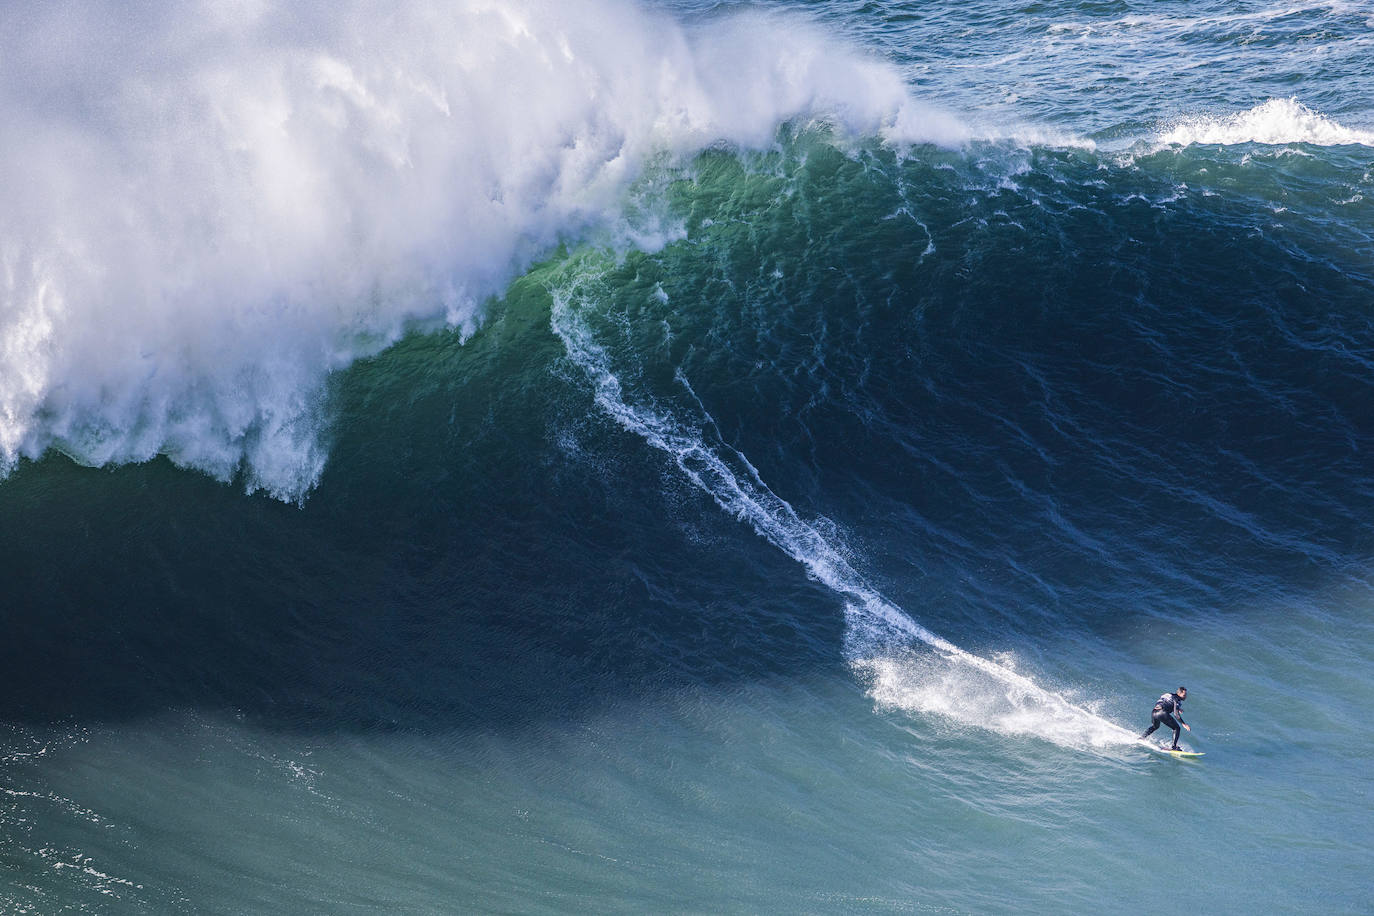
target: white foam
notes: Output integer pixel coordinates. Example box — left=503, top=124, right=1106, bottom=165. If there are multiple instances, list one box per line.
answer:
left=1157, top=98, right=1374, bottom=148
left=854, top=648, right=1136, bottom=749
left=0, top=0, right=967, bottom=500
left=550, top=273, right=1138, bottom=751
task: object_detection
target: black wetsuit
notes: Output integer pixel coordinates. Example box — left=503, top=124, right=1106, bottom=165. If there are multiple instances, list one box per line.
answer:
left=1140, top=692, right=1186, bottom=749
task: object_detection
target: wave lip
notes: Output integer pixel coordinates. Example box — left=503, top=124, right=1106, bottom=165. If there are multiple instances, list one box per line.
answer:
left=1156, top=98, right=1374, bottom=147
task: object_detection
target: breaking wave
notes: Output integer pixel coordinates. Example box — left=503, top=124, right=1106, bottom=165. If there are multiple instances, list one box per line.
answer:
left=0, top=0, right=965, bottom=501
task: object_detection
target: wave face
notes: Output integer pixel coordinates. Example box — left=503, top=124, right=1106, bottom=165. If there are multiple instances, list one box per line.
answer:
left=549, top=242, right=1141, bottom=751
left=540, top=125, right=1374, bottom=744
left=0, top=0, right=962, bottom=500
left=4, top=1, right=1374, bottom=913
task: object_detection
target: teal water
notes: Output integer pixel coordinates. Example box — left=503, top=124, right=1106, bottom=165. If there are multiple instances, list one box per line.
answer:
left=4, top=0, right=1374, bottom=912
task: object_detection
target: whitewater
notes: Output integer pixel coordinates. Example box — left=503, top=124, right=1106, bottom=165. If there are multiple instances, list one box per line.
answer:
left=0, top=0, right=965, bottom=500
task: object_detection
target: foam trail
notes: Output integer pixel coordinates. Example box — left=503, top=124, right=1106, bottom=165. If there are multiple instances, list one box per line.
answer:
left=0, top=0, right=967, bottom=501
left=550, top=275, right=1139, bottom=750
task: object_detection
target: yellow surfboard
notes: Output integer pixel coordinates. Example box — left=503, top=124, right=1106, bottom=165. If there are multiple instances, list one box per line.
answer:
left=1141, top=740, right=1204, bottom=759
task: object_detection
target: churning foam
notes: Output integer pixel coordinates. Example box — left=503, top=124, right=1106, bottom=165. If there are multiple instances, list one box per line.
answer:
left=1157, top=98, right=1374, bottom=148
left=550, top=273, right=1137, bottom=750
left=0, top=0, right=967, bottom=501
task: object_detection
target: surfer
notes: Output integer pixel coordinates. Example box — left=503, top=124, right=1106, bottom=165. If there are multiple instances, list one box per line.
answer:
left=1139, top=686, right=1189, bottom=750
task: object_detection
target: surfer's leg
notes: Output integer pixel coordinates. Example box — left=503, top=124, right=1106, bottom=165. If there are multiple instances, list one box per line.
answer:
left=1141, top=710, right=1165, bottom=739
left=1160, top=713, right=1181, bottom=748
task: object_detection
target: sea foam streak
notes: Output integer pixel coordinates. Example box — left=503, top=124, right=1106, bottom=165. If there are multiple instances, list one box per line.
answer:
left=0, top=0, right=965, bottom=501
left=551, top=273, right=1137, bottom=750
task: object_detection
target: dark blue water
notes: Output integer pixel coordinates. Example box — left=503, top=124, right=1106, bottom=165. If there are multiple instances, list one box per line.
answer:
left=3, top=0, right=1374, bottom=911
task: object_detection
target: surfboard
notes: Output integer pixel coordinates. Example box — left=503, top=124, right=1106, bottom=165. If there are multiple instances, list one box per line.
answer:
left=1141, top=740, right=1204, bottom=758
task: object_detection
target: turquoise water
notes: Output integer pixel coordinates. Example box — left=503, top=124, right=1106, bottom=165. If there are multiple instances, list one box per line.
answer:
left=3, top=0, right=1374, bottom=912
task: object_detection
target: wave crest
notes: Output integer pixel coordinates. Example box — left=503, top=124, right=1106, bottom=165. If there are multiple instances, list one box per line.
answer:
left=1157, top=98, right=1374, bottom=148
left=0, top=0, right=963, bottom=500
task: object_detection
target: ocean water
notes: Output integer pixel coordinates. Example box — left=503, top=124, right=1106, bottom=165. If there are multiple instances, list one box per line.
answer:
left=3, top=0, right=1374, bottom=912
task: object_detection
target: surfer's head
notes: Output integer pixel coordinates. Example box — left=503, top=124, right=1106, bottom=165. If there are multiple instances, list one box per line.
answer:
left=1177, top=686, right=1187, bottom=698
